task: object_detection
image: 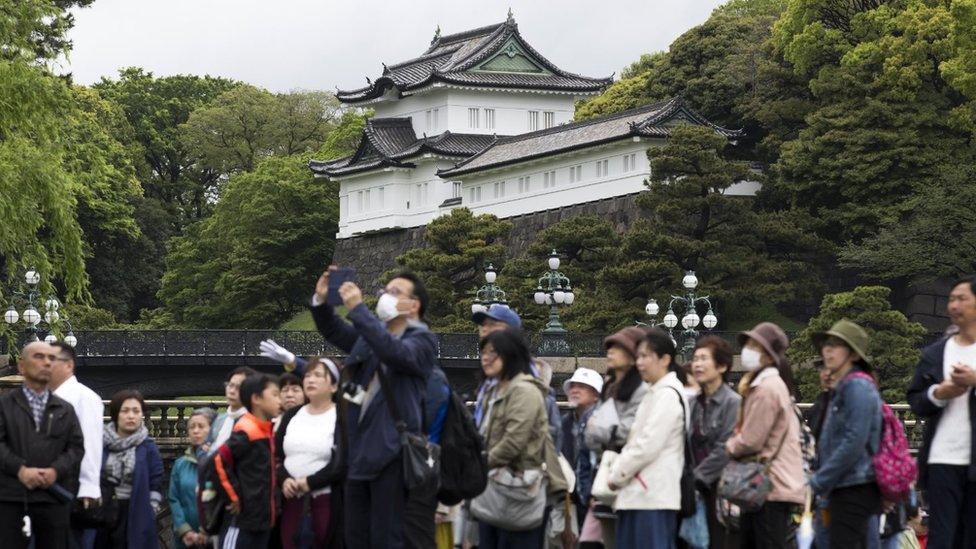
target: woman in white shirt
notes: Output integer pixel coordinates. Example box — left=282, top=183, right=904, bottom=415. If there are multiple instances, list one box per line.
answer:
left=275, top=356, right=346, bottom=549
left=607, top=328, right=686, bottom=549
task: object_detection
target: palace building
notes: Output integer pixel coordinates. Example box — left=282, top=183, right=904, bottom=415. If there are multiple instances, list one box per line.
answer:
left=311, top=13, right=744, bottom=240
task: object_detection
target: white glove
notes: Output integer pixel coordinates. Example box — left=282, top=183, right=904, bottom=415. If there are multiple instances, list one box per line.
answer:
left=259, top=339, right=296, bottom=365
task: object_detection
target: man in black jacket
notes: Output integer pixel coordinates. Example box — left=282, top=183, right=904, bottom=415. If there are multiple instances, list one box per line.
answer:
left=907, top=275, right=976, bottom=549
left=0, top=341, right=85, bottom=549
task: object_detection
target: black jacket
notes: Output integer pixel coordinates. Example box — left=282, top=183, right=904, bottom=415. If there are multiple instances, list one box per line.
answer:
left=276, top=403, right=347, bottom=548
left=906, top=338, right=976, bottom=488
left=0, top=388, right=85, bottom=503
left=213, top=412, right=277, bottom=531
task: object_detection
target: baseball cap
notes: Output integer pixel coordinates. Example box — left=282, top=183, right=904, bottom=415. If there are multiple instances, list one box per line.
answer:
left=472, top=304, right=522, bottom=329
left=562, top=368, right=604, bottom=395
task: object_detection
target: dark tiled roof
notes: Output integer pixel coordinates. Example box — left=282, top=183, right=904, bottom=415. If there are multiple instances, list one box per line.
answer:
left=309, top=118, right=497, bottom=177
left=337, top=18, right=611, bottom=103
left=438, top=98, right=743, bottom=177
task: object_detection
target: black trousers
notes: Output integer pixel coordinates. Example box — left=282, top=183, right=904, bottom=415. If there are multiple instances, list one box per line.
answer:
left=0, top=500, right=70, bottom=549
left=345, top=459, right=406, bottom=549
left=703, top=484, right=739, bottom=549
left=404, top=474, right=437, bottom=549
left=926, top=464, right=976, bottom=549
left=739, top=501, right=792, bottom=549
left=826, top=483, right=880, bottom=549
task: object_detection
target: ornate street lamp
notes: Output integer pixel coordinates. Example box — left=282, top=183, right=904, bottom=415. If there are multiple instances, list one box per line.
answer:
left=471, top=263, right=508, bottom=314
left=653, top=270, right=718, bottom=360
left=3, top=267, right=77, bottom=346
left=532, top=250, right=575, bottom=356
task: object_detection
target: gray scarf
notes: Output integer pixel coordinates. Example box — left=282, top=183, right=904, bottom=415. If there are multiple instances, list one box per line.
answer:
left=103, top=423, right=149, bottom=486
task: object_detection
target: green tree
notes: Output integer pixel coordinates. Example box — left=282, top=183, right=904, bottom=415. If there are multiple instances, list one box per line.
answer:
left=0, top=0, right=95, bottom=63
left=789, top=286, right=927, bottom=402
left=391, top=208, right=512, bottom=332
left=94, top=67, right=239, bottom=222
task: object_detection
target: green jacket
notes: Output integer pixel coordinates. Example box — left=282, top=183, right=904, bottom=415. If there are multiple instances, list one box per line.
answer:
left=484, top=373, right=567, bottom=494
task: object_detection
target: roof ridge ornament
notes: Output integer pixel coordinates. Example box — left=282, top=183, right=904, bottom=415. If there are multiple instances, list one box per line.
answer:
left=432, top=24, right=441, bottom=44
left=507, top=7, right=514, bottom=24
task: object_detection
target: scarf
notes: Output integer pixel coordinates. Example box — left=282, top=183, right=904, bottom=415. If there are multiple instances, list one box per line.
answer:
left=103, top=423, right=149, bottom=486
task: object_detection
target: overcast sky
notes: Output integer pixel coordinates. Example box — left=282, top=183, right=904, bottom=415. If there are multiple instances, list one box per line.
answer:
left=65, top=0, right=726, bottom=93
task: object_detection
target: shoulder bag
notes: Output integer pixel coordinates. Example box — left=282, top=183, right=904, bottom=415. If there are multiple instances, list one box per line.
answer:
left=376, top=364, right=441, bottom=491
left=717, top=405, right=788, bottom=512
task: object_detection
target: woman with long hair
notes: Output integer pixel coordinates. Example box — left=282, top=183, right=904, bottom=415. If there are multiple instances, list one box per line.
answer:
left=275, top=356, right=346, bottom=548
left=725, top=323, right=805, bottom=548
left=606, top=328, right=687, bottom=548
left=169, top=408, right=216, bottom=548
left=96, top=389, right=163, bottom=549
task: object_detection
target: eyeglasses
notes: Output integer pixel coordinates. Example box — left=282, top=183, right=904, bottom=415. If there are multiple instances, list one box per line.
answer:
left=223, top=382, right=241, bottom=390
left=376, top=287, right=416, bottom=300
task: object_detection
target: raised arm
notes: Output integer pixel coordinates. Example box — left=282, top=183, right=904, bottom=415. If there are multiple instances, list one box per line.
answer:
left=346, top=304, right=436, bottom=378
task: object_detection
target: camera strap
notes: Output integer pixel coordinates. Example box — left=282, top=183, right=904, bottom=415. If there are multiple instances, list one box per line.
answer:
left=376, top=364, right=428, bottom=435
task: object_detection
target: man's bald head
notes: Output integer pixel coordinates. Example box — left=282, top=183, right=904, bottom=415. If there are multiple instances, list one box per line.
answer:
left=18, top=341, right=55, bottom=390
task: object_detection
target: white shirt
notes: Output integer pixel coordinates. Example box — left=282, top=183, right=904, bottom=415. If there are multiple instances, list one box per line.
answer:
left=927, top=337, right=976, bottom=465
left=283, top=406, right=337, bottom=497
left=53, top=376, right=104, bottom=499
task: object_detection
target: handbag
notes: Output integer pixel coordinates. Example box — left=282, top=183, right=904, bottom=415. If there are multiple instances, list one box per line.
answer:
left=718, top=407, right=789, bottom=512
left=376, top=364, right=441, bottom=491
left=678, top=494, right=710, bottom=549
left=589, top=449, right=619, bottom=507
left=70, top=478, right=119, bottom=530
left=470, top=467, right=548, bottom=531
left=668, top=387, right=697, bottom=519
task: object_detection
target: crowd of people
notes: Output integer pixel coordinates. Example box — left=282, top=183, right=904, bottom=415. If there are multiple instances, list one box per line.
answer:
left=0, top=271, right=973, bottom=549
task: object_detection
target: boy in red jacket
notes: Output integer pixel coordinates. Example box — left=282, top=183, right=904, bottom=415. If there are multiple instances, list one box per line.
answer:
left=214, top=374, right=281, bottom=548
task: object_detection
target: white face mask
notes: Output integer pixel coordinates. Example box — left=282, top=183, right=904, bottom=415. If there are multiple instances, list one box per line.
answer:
left=740, top=347, right=763, bottom=372
left=375, top=293, right=401, bottom=323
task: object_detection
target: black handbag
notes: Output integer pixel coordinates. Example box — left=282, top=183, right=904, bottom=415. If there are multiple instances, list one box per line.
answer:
left=376, top=364, right=441, bottom=491
left=668, top=387, right=697, bottom=519
left=70, top=478, right=119, bottom=529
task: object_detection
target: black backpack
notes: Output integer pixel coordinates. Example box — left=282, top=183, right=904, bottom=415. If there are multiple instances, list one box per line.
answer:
left=437, top=391, right=488, bottom=505
left=196, top=451, right=229, bottom=534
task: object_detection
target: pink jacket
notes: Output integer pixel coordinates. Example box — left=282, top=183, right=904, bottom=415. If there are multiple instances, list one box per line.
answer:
left=725, top=368, right=805, bottom=504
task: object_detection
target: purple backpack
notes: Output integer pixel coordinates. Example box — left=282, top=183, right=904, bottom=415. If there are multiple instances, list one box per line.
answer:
left=847, top=371, right=917, bottom=501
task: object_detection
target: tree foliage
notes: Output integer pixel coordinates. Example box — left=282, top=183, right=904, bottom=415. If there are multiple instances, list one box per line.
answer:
left=391, top=209, right=512, bottom=332
left=789, top=286, right=926, bottom=402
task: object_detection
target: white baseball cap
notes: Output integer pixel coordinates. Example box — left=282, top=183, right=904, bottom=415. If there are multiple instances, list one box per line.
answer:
left=562, top=368, right=603, bottom=395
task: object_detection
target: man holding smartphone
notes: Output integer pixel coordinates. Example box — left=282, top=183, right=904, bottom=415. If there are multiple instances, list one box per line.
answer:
left=908, top=275, right=976, bottom=549
left=310, top=266, right=437, bottom=549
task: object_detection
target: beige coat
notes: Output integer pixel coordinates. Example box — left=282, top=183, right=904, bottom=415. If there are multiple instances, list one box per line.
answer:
left=609, top=371, right=686, bottom=511
left=484, top=373, right=567, bottom=493
left=725, top=368, right=805, bottom=504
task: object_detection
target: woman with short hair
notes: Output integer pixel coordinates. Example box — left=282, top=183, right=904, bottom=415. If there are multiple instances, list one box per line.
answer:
left=169, top=408, right=216, bottom=548
left=95, top=389, right=164, bottom=549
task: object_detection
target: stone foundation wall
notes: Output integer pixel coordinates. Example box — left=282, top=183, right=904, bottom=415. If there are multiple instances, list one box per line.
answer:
left=332, top=192, right=644, bottom=290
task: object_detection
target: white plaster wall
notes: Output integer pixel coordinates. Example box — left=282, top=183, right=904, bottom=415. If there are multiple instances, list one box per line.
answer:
left=372, top=86, right=578, bottom=137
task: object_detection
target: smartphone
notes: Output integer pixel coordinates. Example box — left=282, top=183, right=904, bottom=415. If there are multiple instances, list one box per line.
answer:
left=327, top=267, right=357, bottom=306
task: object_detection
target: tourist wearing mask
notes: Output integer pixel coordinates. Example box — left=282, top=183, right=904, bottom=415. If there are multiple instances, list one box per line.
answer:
left=585, top=326, right=649, bottom=546
left=476, top=328, right=567, bottom=548
left=559, top=368, right=604, bottom=531
left=96, top=390, right=164, bottom=549
left=810, top=320, right=883, bottom=548
left=725, top=322, right=805, bottom=548
left=276, top=357, right=347, bottom=549
left=169, top=408, right=216, bottom=549
left=689, top=335, right=741, bottom=549
left=606, top=328, right=686, bottom=548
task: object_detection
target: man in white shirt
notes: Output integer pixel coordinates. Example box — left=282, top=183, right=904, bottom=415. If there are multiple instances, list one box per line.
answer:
left=907, top=275, right=976, bottom=549
left=50, top=342, right=104, bottom=549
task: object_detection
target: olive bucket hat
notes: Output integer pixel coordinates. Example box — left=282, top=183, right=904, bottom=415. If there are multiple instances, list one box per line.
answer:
left=811, top=318, right=872, bottom=365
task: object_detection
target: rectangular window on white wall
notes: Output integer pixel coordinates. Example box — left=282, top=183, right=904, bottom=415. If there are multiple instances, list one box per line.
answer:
left=468, top=108, right=480, bottom=129
left=378, top=187, right=385, bottom=208
left=518, top=176, right=530, bottom=193
left=493, top=181, right=506, bottom=198
left=425, top=110, right=432, bottom=132
left=528, top=111, right=540, bottom=131
left=356, top=191, right=364, bottom=212
left=623, top=153, right=637, bottom=172
left=415, top=184, right=423, bottom=206
left=422, top=182, right=429, bottom=205
left=433, top=108, right=440, bottom=129
left=569, top=165, right=582, bottom=183
left=484, top=109, right=495, bottom=130
left=543, top=170, right=556, bottom=188
left=476, top=187, right=482, bottom=202
left=543, top=111, right=555, bottom=128
left=452, top=181, right=462, bottom=198
left=364, top=189, right=371, bottom=210
left=595, top=159, right=609, bottom=177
